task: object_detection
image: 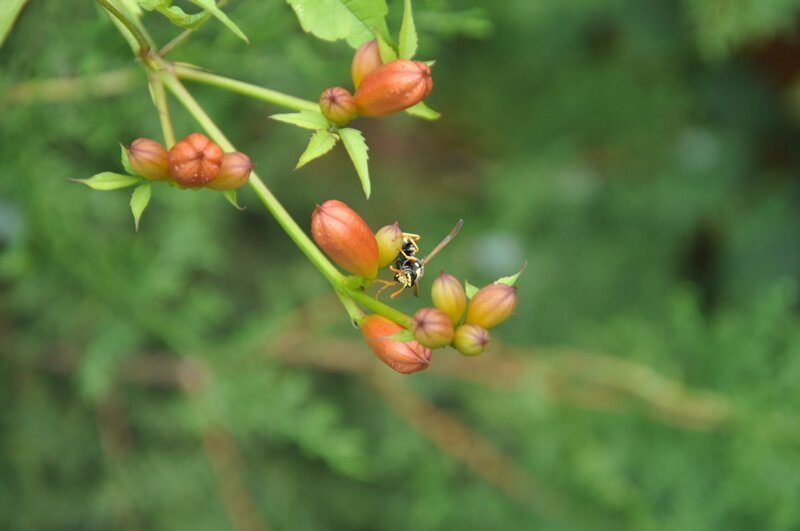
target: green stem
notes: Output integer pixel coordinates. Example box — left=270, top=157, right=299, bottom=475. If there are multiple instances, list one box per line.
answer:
left=345, top=288, right=414, bottom=329
left=148, top=76, right=176, bottom=148
left=96, top=0, right=152, bottom=56
left=173, top=64, right=318, bottom=112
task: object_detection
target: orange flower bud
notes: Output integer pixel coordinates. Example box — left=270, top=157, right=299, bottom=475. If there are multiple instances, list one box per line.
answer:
left=127, top=138, right=171, bottom=181
left=431, top=272, right=467, bottom=324
left=319, top=87, right=358, bottom=126
left=453, top=324, right=490, bottom=356
left=465, top=284, right=518, bottom=329
left=206, top=152, right=253, bottom=191
left=351, top=39, right=382, bottom=89
left=168, top=133, right=224, bottom=188
left=354, top=60, right=433, bottom=118
left=361, top=314, right=431, bottom=374
left=411, top=307, right=455, bottom=349
left=311, top=199, right=379, bottom=278
left=375, top=222, right=403, bottom=268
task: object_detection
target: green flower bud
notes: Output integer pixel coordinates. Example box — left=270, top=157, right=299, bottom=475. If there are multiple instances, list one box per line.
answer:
left=127, top=138, right=171, bottom=181
left=361, top=314, right=431, bottom=374
left=452, top=324, right=490, bottom=356
left=311, top=199, right=379, bottom=279
left=431, top=271, right=467, bottom=324
left=465, top=284, right=518, bottom=329
left=375, top=222, right=403, bottom=268
left=411, top=307, right=455, bottom=348
left=319, top=87, right=358, bottom=126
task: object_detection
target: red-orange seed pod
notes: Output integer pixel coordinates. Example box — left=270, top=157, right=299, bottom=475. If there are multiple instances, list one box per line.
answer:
left=127, top=138, right=171, bottom=181
left=206, top=152, right=253, bottom=191
left=361, top=314, right=431, bottom=374
left=351, top=39, right=383, bottom=89
left=465, top=284, right=518, bottom=329
left=311, top=199, right=379, bottom=279
left=354, top=60, right=433, bottom=118
left=168, top=133, right=224, bottom=188
left=319, top=87, right=358, bottom=126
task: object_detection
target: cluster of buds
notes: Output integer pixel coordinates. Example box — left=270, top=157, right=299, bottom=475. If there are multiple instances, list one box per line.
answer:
left=318, top=40, right=434, bottom=126
left=126, top=133, right=252, bottom=190
left=310, top=199, right=520, bottom=375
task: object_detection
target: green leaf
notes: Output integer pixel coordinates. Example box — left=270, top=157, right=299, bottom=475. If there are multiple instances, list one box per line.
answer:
left=0, top=0, right=27, bottom=50
left=496, top=261, right=527, bottom=287
left=119, top=143, right=135, bottom=175
left=156, top=5, right=206, bottom=29
left=286, top=0, right=391, bottom=48
left=464, top=280, right=479, bottom=299
left=338, top=128, right=370, bottom=199
left=398, top=0, right=417, bottom=59
left=137, top=0, right=169, bottom=9
left=386, top=329, right=415, bottom=342
left=130, top=183, right=152, bottom=232
left=405, top=101, right=441, bottom=120
left=271, top=110, right=330, bottom=130
left=72, top=172, right=142, bottom=191
left=376, top=32, right=398, bottom=62
left=222, top=189, right=245, bottom=210
left=188, top=0, right=249, bottom=43
left=297, top=130, right=339, bottom=169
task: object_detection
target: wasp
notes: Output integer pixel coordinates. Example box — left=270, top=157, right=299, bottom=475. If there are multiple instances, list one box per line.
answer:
left=376, top=219, right=464, bottom=299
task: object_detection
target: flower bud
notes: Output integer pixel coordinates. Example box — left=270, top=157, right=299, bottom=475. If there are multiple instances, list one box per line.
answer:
left=431, top=272, right=467, bottom=324
left=206, top=152, right=253, bottom=191
left=361, top=314, right=431, bottom=374
left=127, top=138, right=171, bottom=181
left=319, top=87, right=358, bottom=126
left=351, top=39, right=383, bottom=89
left=465, top=283, right=518, bottom=329
left=411, top=307, right=455, bottom=349
left=354, top=60, right=433, bottom=118
left=452, top=324, right=490, bottom=356
left=375, top=222, right=403, bottom=268
left=168, top=133, right=224, bottom=188
left=311, top=199, right=379, bottom=278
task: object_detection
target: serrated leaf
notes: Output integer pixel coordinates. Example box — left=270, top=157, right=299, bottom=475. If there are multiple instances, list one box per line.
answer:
left=0, top=0, right=27, bottom=50
left=120, top=143, right=135, bottom=175
left=286, top=0, right=391, bottom=48
left=464, top=280, right=478, bottom=299
left=223, top=189, right=245, bottom=210
left=376, top=32, right=398, bottom=62
left=188, top=0, right=249, bottom=43
left=297, top=130, right=339, bottom=169
left=72, top=172, right=142, bottom=191
left=496, top=261, right=527, bottom=287
left=271, top=110, right=330, bottom=130
left=405, top=101, right=441, bottom=120
left=155, top=4, right=206, bottom=28
left=130, top=183, right=152, bottom=232
left=398, top=0, right=417, bottom=59
left=338, top=128, right=370, bottom=199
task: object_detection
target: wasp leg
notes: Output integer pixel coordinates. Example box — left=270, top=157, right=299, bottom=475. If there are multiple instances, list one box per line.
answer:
left=389, top=284, right=407, bottom=299
left=374, top=279, right=396, bottom=299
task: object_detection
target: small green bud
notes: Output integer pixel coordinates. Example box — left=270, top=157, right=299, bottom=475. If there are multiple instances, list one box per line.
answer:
left=431, top=271, right=467, bottom=324
left=465, top=284, right=518, bottom=329
left=375, top=222, right=404, bottom=268
left=452, top=324, right=490, bottom=356
left=127, top=138, right=171, bottom=181
left=411, top=307, right=455, bottom=348
left=320, top=87, right=358, bottom=126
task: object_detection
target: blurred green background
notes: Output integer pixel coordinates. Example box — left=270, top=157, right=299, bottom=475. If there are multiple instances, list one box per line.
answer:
left=2, top=0, right=800, bottom=529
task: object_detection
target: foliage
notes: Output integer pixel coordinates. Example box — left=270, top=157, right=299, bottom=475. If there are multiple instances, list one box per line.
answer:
left=2, top=0, right=800, bottom=530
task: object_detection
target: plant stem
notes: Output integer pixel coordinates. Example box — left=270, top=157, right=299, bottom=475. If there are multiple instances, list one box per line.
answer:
left=173, top=64, right=318, bottom=112
left=148, top=76, right=176, bottom=148
left=96, top=0, right=152, bottom=56
left=345, top=288, right=414, bottom=328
